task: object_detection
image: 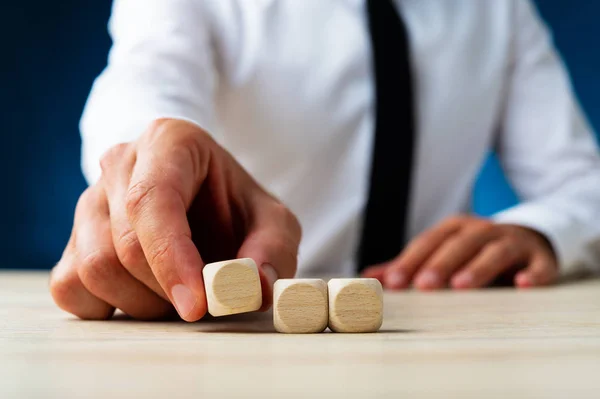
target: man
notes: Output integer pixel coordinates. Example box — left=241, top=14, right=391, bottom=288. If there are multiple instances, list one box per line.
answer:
left=50, top=0, right=600, bottom=322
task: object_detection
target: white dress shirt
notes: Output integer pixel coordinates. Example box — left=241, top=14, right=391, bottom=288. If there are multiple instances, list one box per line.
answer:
left=79, top=0, right=600, bottom=278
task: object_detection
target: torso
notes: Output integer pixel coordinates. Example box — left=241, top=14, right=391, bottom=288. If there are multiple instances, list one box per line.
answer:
left=204, top=0, right=514, bottom=276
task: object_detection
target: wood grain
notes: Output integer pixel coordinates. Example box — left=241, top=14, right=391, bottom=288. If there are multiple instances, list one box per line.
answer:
left=273, top=278, right=328, bottom=333
left=1, top=271, right=599, bottom=398
left=328, top=278, right=383, bottom=333
left=203, top=258, right=262, bottom=316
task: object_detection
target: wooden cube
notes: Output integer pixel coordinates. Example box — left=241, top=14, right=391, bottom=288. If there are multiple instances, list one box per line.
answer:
left=202, top=258, right=262, bottom=317
left=273, top=279, right=328, bottom=333
left=327, top=278, right=383, bottom=333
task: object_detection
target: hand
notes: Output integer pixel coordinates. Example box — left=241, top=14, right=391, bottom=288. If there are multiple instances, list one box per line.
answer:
left=50, top=119, right=302, bottom=321
left=361, top=215, right=558, bottom=290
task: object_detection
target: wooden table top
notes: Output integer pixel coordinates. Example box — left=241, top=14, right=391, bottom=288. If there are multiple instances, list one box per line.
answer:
left=1, top=271, right=599, bottom=398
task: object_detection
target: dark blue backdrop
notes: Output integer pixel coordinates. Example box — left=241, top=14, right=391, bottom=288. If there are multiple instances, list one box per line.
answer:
left=2, top=1, right=599, bottom=269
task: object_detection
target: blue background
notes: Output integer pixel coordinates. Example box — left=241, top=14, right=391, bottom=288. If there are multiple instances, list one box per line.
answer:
left=1, top=1, right=599, bottom=269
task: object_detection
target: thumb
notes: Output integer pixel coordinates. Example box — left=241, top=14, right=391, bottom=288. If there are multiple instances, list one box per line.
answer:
left=237, top=199, right=302, bottom=311
left=514, top=254, right=558, bottom=288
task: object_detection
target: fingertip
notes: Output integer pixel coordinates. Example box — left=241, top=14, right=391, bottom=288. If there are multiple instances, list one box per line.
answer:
left=360, top=269, right=377, bottom=279
left=515, top=272, right=533, bottom=288
left=413, top=271, right=441, bottom=291
left=361, top=264, right=387, bottom=281
left=258, top=263, right=278, bottom=312
left=261, top=263, right=278, bottom=288
left=180, top=302, right=208, bottom=322
left=383, top=270, right=408, bottom=290
left=171, top=284, right=207, bottom=322
left=451, top=273, right=473, bottom=290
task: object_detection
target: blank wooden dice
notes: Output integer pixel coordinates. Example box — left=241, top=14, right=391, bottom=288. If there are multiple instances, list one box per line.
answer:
left=327, top=278, right=383, bottom=333
left=202, top=258, right=262, bottom=317
left=273, top=279, right=328, bottom=333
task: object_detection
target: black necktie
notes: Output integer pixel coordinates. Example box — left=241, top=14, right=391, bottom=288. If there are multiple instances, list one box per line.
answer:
left=357, top=0, right=416, bottom=272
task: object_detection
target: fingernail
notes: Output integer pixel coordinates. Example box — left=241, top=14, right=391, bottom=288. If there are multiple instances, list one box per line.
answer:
left=385, top=271, right=406, bottom=288
left=452, top=273, right=473, bottom=288
left=171, top=284, right=197, bottom=319
left=261, top=263, right=278, bottom=288
left=415, top=271, right=439, bottom=288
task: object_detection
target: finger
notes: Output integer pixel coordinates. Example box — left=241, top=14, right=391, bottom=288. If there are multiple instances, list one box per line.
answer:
left=382, top=217, right=464, bottom=289
left=515, top=254, right=558, bottom=288
left=126, top=121, right=210, bottom=322
left=360, top=263, right=389, bottom=283
left=76, top=184, right=174, bottom=320
left=100, top=143, right=168, bottom=300
left=413, top=221, right=499, bottom=290
left=237, top=197, right=302, bottom=311
left=50, top=237, right=115, bottom=320
left=450, top=238, right=527, bottom=289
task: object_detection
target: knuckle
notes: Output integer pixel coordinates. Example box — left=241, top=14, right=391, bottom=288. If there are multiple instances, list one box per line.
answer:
left=49, top=263, right=79, bottom=309
left=125, top=180, right=158, bottom=221
left=145, top=235, right=178, bottom=269
left=418, top=228, right=443, bottom=244
left=489, top=239, right=519, bottom=262
left=471, top=220, right=495, bottom=235
left=273, top=234, right=300, bottom=260
left=173, top=132, right=206, bottom=152
left=75, top=187, right=94, bottom=213
left=244, top=228, right=299, bottom=278
left=50, top=259, right=114, bottom=320
left=143, top=235, right=189, bottom=283
left=78, top=249, right=121, bottom=289
left=166, top=140, right=204, bottom=184
left=443, top=214, right=473, bottom=229
left=115, top=230, right=145, bottom=267
left=532, top=255, right=557, bottom=273
left=145, top=118, right=209, bottom=147
left=487, top=241, right=508, bottom=257
left=528, top=267, right=552, bottom=284
left=444, top=215, right=465, bottom=226
left=271, top=202, right=302, bottom=238
left=390, top=257, right=412, bottom=272
left=270, top=237, right=300, bottom=277
left=99, top=143, right=129, bottom=173
left=50, top=254, right=115, bottom=321
left=145, top=118, right=171, bottom=139
left=460, top=221, right=495, bottom=243
left=443, top=235, right=463, bottom=250
left=73, top=186, right=102, bottom=221
left=143, top=119, right=181, bottom=151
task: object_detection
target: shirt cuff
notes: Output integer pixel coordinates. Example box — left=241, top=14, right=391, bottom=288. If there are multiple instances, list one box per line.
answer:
left=491, top=202, right=586, bottom=276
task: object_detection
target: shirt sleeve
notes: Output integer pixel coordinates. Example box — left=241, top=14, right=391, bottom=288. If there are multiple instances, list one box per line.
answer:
left=492, top=0, right=600, bottom=276
left=79, top=0, right=216, bottom=185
